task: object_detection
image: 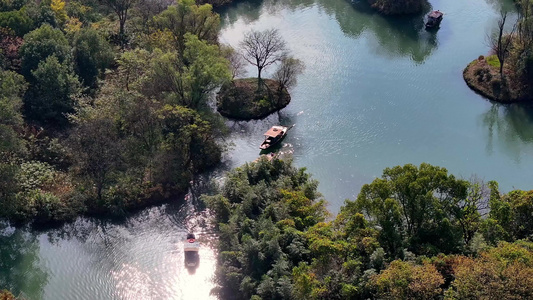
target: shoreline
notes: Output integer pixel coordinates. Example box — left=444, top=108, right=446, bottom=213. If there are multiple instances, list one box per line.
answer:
left=463, top=57, right=529, bottom=104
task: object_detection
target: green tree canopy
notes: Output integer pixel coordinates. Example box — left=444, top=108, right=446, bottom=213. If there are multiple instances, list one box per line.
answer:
left=205, top=158, right=327, bottom=300
left=24, top=55, right=81, bottom=125
left=0, top=7, right=34, bottom=36
left=128, top=34, right=230, bottom=108
left=20, top=24, right=70, bottom=78
left=0, top=70, right=27, bottom=212
left=483, top=182, right=533, bottom=244
left=72, top=27, right=114, bottom=90
left=153, top=0, right=219, bottom=54
left=355, top=163, right=469, bottom=257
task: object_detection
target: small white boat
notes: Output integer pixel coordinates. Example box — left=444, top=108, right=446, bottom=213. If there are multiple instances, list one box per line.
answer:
left=184, top=233, right=200, bottom=252
left=184, top=233, right=199, bottom=268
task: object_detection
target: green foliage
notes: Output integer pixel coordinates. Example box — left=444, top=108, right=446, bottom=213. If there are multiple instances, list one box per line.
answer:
left=0, top=7, right=33, bottom=36
left=24, top=55, right=81, bottom=125
left=153, top=0, right=219, bottom=54
left=483, top=182, right=533, bottom=244
left=20, top=24, right=70, bottom=78
left=216, top=78, right=291, bottom=120
left=66, top=1, right=98, bottom=24
left=0, top=70, right=26, bottom=137
left=486, top=54, right=501, bottom=69
left=25, top=0, right=58, bottom=29
left=154, top=104, right=222, bottom=185
left=7, top=161, right=84, bottom=223
left=0, top=0, right=30, bottom=12
left=72, top=27, right=114, bottom=89
left=206, top=158, right=327, bottom=300
left=354, top=163, right=469, bottom=257
left=0, top=70, right=26, bottom=216
left=69, top=116, right=123, bottom=201
left=67, top=83, right=223, bottom=214
left=139, top=34, right=230, bottom=108
left=0, top=0, right=229, bottom=225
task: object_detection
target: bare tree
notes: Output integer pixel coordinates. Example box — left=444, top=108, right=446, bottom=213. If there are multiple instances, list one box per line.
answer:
left=221, top=44, right=246, bottom=80
left=240, top=29, right=287, bottom=85
left=491, top=11, right=517, bottom=80
left=273, top=56, right=304, bottom=93
left=99, top=0, right=136, bottom=40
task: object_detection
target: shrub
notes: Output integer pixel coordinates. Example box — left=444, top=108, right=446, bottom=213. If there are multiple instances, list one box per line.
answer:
left=491, top=78, right=502, bottom=93
left=16, top=161, right=55, bottom=192
left=474, top=67, right=484, bottom=82
left=371, top=260, right=444, bottom=299
left=0, top=289, right=16, bottom=300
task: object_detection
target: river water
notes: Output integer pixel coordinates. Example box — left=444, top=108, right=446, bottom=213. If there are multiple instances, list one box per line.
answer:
left=2, top=0, right=533, bottom=298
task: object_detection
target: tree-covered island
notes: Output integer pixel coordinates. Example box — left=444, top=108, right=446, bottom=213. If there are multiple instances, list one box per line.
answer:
left=216, top=29, right=304, bottom=120
left=464, top=0, right=533, bottom=103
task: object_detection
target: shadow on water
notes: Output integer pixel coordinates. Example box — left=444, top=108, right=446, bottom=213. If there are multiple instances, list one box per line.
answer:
left=481, top=102, right=533, bottom=162
left=218, top=0, right=438, bottom=63
left=484, top=0, right=518, bottom=13
left=0, top=224, right=48, bottom=300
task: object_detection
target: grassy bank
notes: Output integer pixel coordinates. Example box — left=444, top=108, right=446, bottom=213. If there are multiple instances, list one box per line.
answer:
left=463, top=56, right=527, bottom=103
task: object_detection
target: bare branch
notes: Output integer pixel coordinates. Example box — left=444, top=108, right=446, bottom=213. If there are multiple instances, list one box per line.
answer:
left=239, top=28, right=287, bottom=81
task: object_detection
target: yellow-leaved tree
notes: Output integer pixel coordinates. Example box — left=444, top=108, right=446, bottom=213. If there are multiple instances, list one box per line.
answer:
left=50, top=0, right=68, bottom=25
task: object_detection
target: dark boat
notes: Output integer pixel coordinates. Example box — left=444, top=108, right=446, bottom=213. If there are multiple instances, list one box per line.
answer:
left=259, top=125, right=289, bottom=150
left=425, top=10, right=443, bottom=29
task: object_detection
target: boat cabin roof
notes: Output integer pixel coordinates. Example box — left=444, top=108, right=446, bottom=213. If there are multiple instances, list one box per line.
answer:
left=428, top=10, right=443, bottom=18
left=264, top=126, right=284, bottom=138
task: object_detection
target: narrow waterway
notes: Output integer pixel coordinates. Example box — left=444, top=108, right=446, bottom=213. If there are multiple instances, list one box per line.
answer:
left=1, top=196, right=217, bottom=300
left=3, top=0, right=533, bottom=298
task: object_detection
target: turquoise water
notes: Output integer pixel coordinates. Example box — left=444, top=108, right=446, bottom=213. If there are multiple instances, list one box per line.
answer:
left=218, top=0, right=533, bottom=211
left=2, top=0, right=533, bottom=298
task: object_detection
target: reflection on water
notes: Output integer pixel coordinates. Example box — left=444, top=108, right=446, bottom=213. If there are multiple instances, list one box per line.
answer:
left=219, top=0, right=438, bottom=63
left=484, top=0, right=517, bottom=13
left=482, top=103, right=533, bottom=162
left=0, top=225, right=48, bottom=300
left=218, top=0, right=533, bottom=208
left=1, top=196, right=216, bottom=300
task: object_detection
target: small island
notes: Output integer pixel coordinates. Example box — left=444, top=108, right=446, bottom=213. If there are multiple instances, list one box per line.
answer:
left=216, top=29, right=304, bottom=120
left=217, top=78, right=290, bottom=120
left=464, top=8, right=533, bottom=103
left=463, top=55, right=524, bottom=103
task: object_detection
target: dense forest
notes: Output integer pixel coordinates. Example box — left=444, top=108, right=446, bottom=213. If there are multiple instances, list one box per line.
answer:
left=206, top=158, right=533, bottom=299
left=0, top=0, right=233, bottom=224
left=2, top=0, right=533, bottom=299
